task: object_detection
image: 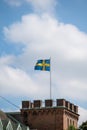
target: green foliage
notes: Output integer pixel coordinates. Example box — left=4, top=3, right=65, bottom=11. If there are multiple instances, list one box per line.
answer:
left=68, top=125, right=76, bottom=130
left=79, top=121, right=87, bottom=130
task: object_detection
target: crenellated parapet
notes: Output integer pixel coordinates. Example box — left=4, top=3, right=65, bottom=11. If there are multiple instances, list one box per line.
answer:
left=22, top=99, right=78, bottom=114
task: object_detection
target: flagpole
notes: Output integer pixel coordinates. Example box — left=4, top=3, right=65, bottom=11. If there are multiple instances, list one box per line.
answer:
left=50, top=57, right=52, bottom=99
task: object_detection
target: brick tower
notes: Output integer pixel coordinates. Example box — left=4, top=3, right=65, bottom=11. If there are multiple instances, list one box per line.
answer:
left=21, top=99, right=79, bottom=130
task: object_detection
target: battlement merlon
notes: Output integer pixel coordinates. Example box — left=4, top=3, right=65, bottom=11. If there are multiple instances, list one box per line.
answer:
left=21, top=99, right=78, bottom=114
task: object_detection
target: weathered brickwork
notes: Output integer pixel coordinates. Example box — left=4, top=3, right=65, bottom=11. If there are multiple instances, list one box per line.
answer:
left=21, top=99, right=79, bottom=130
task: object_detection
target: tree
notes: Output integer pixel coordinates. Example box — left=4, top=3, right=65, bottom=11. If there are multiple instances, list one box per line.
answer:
left=79, top=121, right=87, bottom=130
left=68, top=125, right=76, bottom=130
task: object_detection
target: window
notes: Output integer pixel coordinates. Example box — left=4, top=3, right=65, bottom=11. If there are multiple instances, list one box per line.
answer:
left=67, top=118, right=69, bottom=128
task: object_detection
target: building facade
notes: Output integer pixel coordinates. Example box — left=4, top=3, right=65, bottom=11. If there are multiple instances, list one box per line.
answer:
left=21, top=99, right=79, bottom=130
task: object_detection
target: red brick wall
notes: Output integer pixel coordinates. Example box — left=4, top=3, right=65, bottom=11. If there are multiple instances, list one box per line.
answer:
left=63, top=110, right=79, bottom=130
left=21, top=108, right=64, bottom=130
left=21, top=99, right=79, bottom=130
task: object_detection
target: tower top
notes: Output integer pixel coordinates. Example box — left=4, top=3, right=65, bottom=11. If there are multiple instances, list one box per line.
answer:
left=22, top=98, right=78, bottom=114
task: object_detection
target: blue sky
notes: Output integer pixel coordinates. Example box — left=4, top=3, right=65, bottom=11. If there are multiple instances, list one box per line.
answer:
left=0, top=0, right=87, bottom=125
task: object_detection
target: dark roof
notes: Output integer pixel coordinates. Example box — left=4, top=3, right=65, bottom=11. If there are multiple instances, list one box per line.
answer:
left=0, top=110, right=7, bottom=120
left=0, top=110, right=29, bottom=130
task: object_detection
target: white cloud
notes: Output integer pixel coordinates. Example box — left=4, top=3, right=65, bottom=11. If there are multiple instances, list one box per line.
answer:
left=78, top=107, right=87, bottom=125
left=0, top=65, right=37, bottom=96
left=0, top=56, right=50, bottom=99
left=56, top=79, right=87, bottom=101
left=26, top=0, right=57, bottom=12
left=4, top=13, right=87, bottom=61
left=0, top=55, right=14, bottom=66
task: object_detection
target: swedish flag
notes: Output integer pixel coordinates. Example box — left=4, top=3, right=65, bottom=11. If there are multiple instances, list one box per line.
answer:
left=34, top=59, right=50, bottom=71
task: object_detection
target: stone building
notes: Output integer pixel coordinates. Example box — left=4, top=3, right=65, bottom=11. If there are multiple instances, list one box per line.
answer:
left=21, top=99, right=79, bottom=130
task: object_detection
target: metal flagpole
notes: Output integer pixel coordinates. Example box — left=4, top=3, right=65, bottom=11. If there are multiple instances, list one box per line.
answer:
left=50, top=57, right=52, bottom=99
